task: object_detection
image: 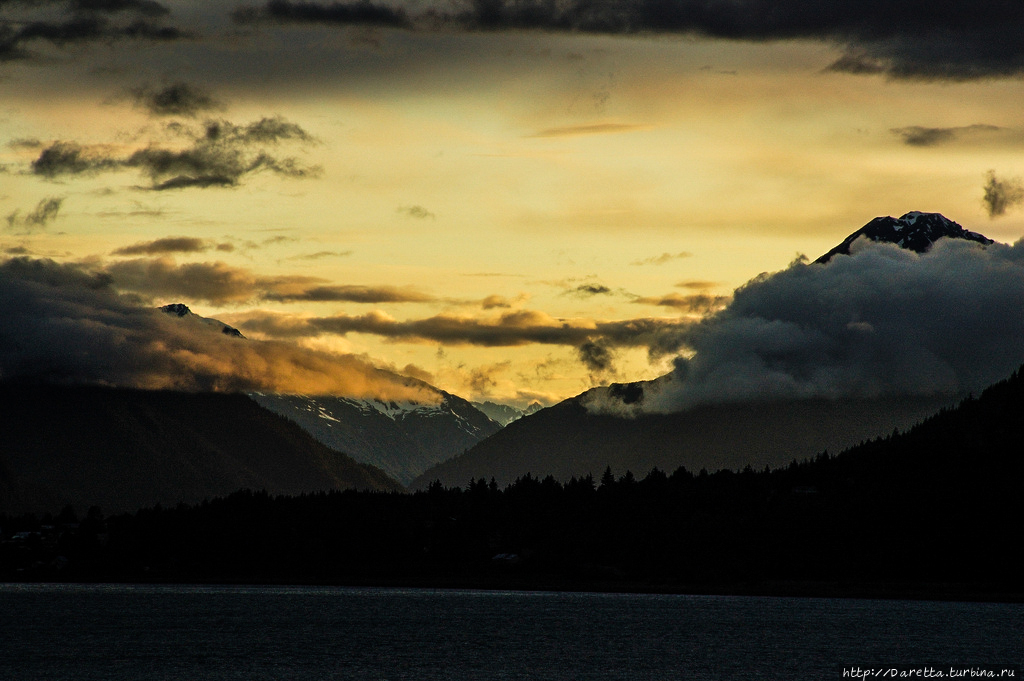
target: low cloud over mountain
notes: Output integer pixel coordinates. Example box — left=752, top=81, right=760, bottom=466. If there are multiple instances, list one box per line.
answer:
left=629, top=231, right=1024, bottom=413
left=0, top=256, right=438, bottom=401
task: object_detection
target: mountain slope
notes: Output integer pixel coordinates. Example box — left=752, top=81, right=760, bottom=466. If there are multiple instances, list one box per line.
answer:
left=0, top=383, right=402, bottom=515
left=410, top=393, right=954, bottom=488
left=249, top=392, right=501, bottom=485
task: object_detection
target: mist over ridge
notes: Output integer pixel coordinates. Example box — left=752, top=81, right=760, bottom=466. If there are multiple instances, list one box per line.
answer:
left=585, top=212, right=1024, bottom=415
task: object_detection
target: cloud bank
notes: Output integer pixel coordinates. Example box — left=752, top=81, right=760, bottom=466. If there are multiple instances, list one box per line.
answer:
left=0, top=256, right=439, bottom=401
left=233, top=0, right=1024, bottom=80
left=630, top=237, right=1024, bottom=413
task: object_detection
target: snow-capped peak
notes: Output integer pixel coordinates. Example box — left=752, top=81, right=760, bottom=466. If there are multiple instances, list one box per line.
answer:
left=816, top=212, right=993, bottom=263
left=159, top=303, right=244, bottom=338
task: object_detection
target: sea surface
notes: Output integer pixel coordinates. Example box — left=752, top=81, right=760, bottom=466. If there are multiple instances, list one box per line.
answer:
left=0, top=584, right=1020, bottom=680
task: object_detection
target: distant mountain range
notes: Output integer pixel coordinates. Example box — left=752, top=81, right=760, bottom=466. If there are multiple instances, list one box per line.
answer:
left=157, top=303, right=506, bottom=485
left=412, top=211, right=996, bottom=489
left=472, top=400, right=543, bottom=426
left=0, top=383, right=401, bottom=515
left=250, top=392, right=502, bottom=486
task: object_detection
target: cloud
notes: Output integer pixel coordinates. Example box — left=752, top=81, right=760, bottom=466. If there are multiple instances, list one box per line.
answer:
left=528, top=123, right=644, bottom=138
left=28, top=117, right=320, bottom=190
left=982, top=170, right=1024, bottom=218
left=229, top=0, right=1024, bottom=80
left=228, top=307, right=689, bottom=354
left=676, top=280, right=719, bottom=290
left=398, top=205, right=435, bottom=220
left=630, top=251, right=692, bottom=266
left=0, top=256, right=439, bottom=401
left=232, top=0, right=412, bottom=28
left=125, top=82, right=221, bottom=118
left=31, top=142, right=121, bottom=177
left=479, top=293, right=529, bottom=309
left=101, top=257, right=323, bottom=304
left=577, top=339, right=615, bottom=375
left=891, top=124, right=1002, bottom=147
left=285, top=250, right=354, bottom=260
left=262, top=284, right=437, bottom=303
left=0, top=1, right=184, bottom=62
left=74, top=255, right=436, bottom=306
left=5, top=197, right=64, bottom=232
left=111, top=237, right=218, bottom=255
left=632, top=236, right=1024, bottom=413
left=631, top=292, right=730, bottom=313
left=565, top=283, right=613, bottom=298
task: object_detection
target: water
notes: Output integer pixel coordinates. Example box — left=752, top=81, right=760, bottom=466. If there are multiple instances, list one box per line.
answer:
left=0, top=584, right=1019, bottom=680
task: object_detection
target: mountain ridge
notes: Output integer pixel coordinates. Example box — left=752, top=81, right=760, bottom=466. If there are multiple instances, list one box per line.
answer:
left=0, top=383, right=402, bottom=515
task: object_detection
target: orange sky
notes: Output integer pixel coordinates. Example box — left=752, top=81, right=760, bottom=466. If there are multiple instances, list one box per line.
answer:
left=3, top=1, right=1024, bottom=406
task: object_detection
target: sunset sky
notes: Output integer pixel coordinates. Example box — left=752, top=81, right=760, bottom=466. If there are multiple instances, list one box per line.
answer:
left=3, top=0, right=1024, bottom=407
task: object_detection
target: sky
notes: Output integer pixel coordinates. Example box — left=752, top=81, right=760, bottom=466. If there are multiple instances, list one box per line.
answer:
left=3, top=0, right=1024, bottom=408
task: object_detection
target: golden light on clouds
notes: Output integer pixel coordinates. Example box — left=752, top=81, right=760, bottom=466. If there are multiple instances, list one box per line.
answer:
left=2, top=0, right=1024, bottom=405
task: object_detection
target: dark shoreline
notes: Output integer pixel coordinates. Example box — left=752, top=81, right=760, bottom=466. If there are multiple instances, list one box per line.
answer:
left=5, top=577, right=1022, bottom=604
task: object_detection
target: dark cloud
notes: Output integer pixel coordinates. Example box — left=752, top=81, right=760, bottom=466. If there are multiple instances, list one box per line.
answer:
left=29, top=117, right=320, bottom=190
left=565, top=283, right=613, bottom=298
left=577, top=339, right=615, bottom=375
left=232, top=0, right=413, bottom=28
left=7, top=138, right=43, bottom=150
left=398, top=205, right=435, bottom=220
left=631, top=236, right=1024, bottom=413
left=229, top=307, right=688, bottom=352
left=229, top=0, right=1024, bottom=81
left=262, top=284, right=437, bottom=303
left=5, top=197, right=64, bottom=232
left=126, top=82, right=220, bottom=118
left=112, top=237, right=214, bottom=255
left=676, top=280, right=719, bottom=290
left=83, top=255, right=434, bottom=306
left=891, top=124, right=1002, bottom=147
left=0, top=255, right=439, bottom=400
left=0, top=1, right=184, bottom=62
left=102, top=257, right=323, bottom=305
left=630, top=251, right=692, bottom=266
left=31, top=142, right=120, bottom=177
left=982, top=170, right=1024, bottom=218
left=632, top=292, right=729, bottom=313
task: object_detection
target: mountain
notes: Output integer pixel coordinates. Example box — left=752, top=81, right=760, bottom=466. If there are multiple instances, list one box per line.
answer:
left=249, top=392, right=501, bottom=486
left=815, top=211, right=992, bottom=263
left=412, top=211, right=994, bottom=489
left=159, top=302, right=245, bottom=337
left=157, top=303, right=502, bottom=486
left=471, top=400, right=543, bottom=426
left=410, top=393, right=954, bottom=488
left=0, top=383, right=402, bottom=515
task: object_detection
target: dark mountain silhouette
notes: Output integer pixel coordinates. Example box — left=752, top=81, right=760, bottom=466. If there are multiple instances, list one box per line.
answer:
left=250, top=392, right=502, bottom=486
left=0, top=383, right=401, bottom=515
left=815, top=211, right=992, bottom=262
left=409, top=393, right=954, bottom=489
